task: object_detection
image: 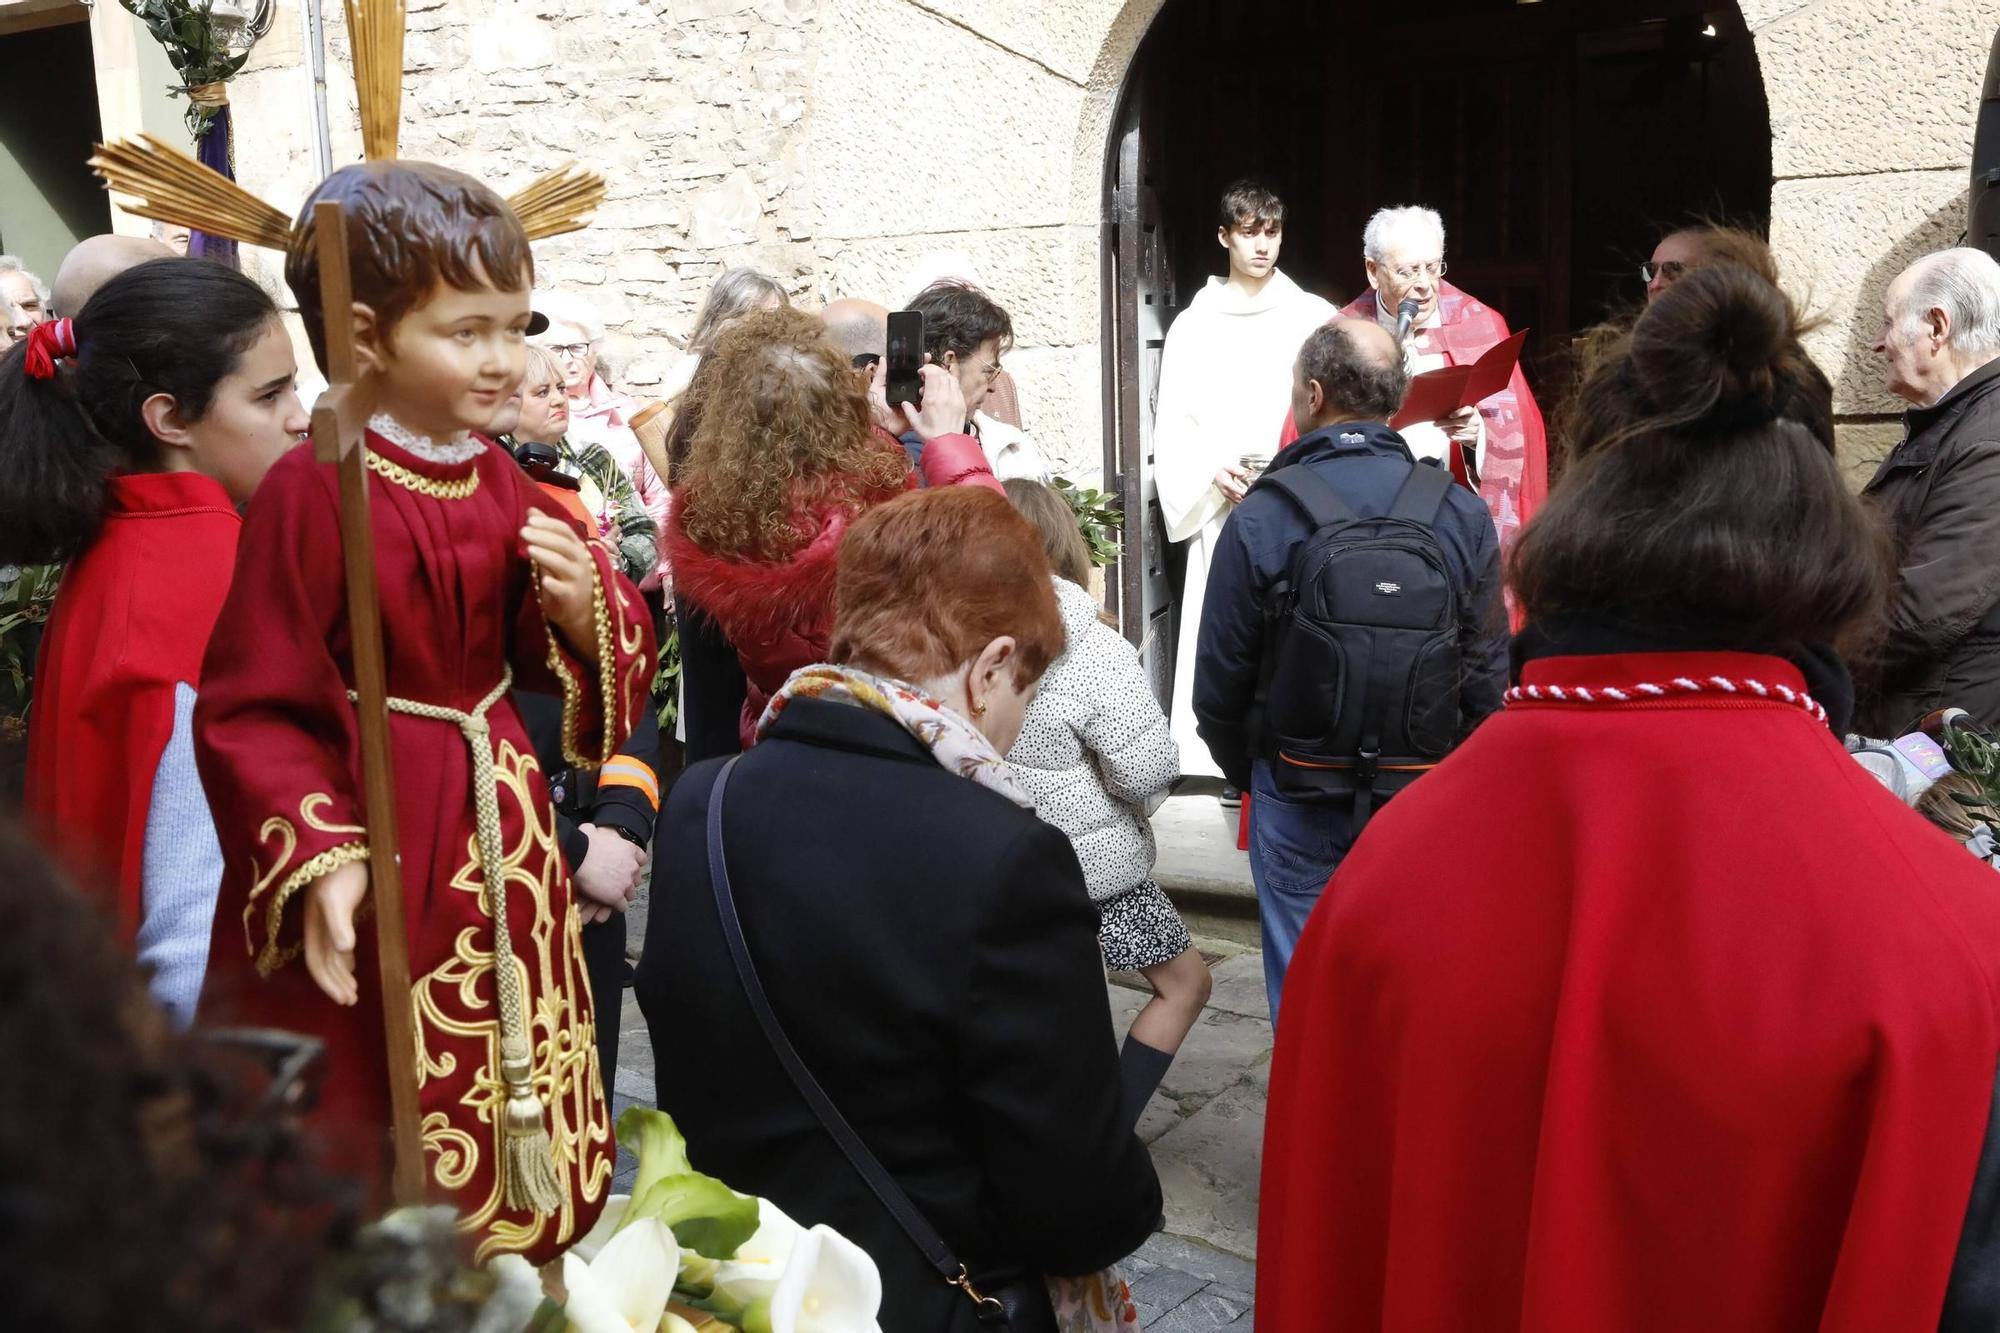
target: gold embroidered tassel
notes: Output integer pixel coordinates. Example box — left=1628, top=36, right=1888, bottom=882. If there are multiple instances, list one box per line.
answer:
left=500, top=1034, right=564, bottom=1215
left=361, top=670, right=566, bottom=1219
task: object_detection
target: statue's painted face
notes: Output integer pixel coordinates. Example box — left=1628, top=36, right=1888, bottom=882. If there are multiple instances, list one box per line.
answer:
left=363, top=257, right=533, bottom=437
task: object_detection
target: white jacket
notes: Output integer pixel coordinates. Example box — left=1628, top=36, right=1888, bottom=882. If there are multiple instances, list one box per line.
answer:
left=1008, top=577, right=1180, bottom=903
left=973, top=410, right=1049, bottom=482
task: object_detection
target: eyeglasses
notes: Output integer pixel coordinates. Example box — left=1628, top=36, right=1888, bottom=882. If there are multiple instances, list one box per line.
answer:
left=1388, top=261, right=1446, bottom=282
left=1641, top=260, right=1691, bottom=285
left=547, top=342, right=594, bottom=360
left=978, top=357, right=1003, bottom=380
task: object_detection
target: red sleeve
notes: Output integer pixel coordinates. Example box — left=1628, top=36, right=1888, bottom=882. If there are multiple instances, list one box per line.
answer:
left=916, top=431, right=1003, bottom=493
left=509, top=473, right=658, bottom=770
left=194, top=453, right=368, bottom=976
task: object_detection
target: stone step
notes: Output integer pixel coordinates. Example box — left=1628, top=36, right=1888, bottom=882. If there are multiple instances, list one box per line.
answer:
left=1153, top=790, right=1257, bottom=930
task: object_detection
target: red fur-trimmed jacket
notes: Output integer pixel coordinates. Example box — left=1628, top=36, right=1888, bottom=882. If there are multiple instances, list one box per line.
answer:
left=665, top=429, right=1001, bottom=746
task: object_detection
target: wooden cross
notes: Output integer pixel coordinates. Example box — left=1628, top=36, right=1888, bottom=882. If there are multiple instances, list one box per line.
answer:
left=308, top=199, right=426, bottom=1208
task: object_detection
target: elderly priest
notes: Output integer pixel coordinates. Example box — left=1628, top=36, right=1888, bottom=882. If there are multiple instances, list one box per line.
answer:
left=1339, top=205, right=1548, bottom=559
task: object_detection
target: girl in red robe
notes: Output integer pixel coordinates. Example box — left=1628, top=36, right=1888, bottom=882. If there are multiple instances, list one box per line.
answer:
left=3, top=258, right=309, bottom=1026
left=194, top=162, right=655, bottom=1265
left=1259, top=265, right=2000, bottom=1329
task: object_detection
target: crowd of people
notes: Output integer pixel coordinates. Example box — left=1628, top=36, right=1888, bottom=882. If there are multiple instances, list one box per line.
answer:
left=10, top=157, right=2000, bottom=1332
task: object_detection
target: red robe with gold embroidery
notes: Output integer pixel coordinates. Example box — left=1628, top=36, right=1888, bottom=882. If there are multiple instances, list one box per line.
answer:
left=195, top=428, right=655, bottom=1265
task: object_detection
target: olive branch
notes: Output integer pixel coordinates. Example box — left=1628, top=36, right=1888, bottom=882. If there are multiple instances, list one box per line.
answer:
left=120, top=0, right=251, bottom=140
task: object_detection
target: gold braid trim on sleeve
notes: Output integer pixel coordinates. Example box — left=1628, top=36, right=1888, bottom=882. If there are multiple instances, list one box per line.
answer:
left=254, top=842, right=370, bottom=977
left=540, top=558, right=619, bottom=769
left=591, top=556, right=619, bottom=765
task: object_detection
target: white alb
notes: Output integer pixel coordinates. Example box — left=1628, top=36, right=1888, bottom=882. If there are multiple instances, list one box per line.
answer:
left=1152, top=269, right=1335, bottom=775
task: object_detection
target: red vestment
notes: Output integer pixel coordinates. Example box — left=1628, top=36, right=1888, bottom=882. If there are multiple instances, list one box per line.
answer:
left=1259, top=650, right=2000, bottom=1331
left=195, top=429, right=656, bottom=1265
left=1337, top=283, right=1548, bottom=556
left=26, top=471, right=240, bottom=936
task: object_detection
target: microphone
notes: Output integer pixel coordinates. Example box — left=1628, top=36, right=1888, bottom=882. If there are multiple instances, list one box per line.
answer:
left=1395, top=297, right=1419, bottom=344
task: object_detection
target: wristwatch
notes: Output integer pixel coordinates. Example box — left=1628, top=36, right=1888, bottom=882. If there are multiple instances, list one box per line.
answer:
left=605, top=823, right=649, bottom=851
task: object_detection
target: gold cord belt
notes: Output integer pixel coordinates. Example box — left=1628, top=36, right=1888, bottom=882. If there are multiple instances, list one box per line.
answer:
left=353, top=666, right=563, bottom=1215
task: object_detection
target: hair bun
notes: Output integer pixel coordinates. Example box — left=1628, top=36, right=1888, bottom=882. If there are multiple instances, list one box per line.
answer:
left=1627, top=263, right=1796, bottom=429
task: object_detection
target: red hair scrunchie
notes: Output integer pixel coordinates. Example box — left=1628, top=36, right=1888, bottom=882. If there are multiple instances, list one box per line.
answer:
left=22, top=318, right=76, bottom=381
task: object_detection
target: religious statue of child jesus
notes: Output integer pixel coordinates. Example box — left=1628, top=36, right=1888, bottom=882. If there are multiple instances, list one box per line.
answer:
left=193, top=160, right=657, bottom=1264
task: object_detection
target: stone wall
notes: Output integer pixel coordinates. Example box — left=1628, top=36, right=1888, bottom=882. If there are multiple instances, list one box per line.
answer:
left=231, top=0, right=822, bottom=393
left=217, top=0, right=2000, bottom=478
left=1748, top=0, right=1999, bottom=481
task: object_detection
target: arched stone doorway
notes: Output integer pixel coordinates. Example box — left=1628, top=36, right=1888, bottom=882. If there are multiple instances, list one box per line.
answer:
left=1090, top=0, right=1772, bottom=686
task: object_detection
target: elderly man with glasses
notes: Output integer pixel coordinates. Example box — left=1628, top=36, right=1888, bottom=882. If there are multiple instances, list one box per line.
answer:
left=530, top=290, right=668, bottom=590
left=1338, top=206, right=1548, bottom=566
left=0, top=255, right=50, bottom=353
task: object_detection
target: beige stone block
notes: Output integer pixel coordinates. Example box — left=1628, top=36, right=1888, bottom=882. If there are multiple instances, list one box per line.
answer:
left=689, top=170, right=766, bottom=247
left=1756, top=0, right=1993, bottom=178
left=1836, top=420, right=1903, bottom=488
left=1737, top=0, right=1810, bottom=26
left=816, top=224, right=1100, bottom=346
left=1770, top=170, right=1966, bottom=416
left=467, top=0, right=559, bottom=71
left=1006, top=342, right=1106, bottom=479
left=808, top=0, right=1084, bottom=238
left=913, top=0, right=1126, bottom=86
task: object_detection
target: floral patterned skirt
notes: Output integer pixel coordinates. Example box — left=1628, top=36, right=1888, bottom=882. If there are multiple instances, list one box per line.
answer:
left=1049, top=1268, right=1141, bottom=1329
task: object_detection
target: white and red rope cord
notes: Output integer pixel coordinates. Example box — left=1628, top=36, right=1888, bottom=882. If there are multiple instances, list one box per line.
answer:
left=1505, top=674, right=1828, bottom=726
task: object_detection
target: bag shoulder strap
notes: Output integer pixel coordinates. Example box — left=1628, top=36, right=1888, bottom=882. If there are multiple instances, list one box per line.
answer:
left=1258, top=464, right=1358, bottom=529
left=1386, top=460, right=1454, bottom=526
left=704, top=757, right=977, bottom=1291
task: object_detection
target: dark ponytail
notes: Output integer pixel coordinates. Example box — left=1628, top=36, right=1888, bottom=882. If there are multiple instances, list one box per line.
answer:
left=0, top=258, right=278, bottom=565
left=1510, top=263, right=1891, bottom=654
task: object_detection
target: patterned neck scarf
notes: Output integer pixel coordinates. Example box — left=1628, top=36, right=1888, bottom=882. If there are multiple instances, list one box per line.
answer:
left=757, top=663, right=1032, bottom=808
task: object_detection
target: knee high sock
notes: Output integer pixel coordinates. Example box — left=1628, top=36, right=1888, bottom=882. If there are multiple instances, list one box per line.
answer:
left=1118, top=1035, right=1175, bottom=1135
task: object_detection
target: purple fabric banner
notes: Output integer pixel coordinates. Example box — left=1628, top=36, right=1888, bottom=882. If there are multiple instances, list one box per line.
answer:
left=188, top=104, right=240, bottom=270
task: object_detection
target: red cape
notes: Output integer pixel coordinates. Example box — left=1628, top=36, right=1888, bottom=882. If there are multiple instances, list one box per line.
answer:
left=1259, top=650, right=2000, bottom=1331
left=26, top=471, right=240, bottom=939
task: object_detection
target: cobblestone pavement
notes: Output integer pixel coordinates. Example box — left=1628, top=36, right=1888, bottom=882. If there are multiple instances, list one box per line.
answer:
left=608, top=936, right=1271, bottom=1330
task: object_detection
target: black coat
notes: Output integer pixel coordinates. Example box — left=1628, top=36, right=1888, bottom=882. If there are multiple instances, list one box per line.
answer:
left=516, top=690, right=661, bottom=1082
left=1859, top=357, right=2000, bottom=736
left=677, top=599, right=748, bottom=766
left=634, top=697, right=1161, bottom=1331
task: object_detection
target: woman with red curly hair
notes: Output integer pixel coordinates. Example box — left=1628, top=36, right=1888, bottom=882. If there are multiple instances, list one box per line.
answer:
left=639, top=487, right=1161, bottom=1332
left=663, top=306, right=998, bottom=748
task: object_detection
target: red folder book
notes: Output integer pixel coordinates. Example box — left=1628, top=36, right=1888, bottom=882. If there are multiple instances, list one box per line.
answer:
left=1391, top=329, right=1529, bottom=430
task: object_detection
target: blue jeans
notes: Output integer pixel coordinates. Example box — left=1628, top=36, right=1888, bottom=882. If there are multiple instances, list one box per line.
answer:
left=1249, top=760, right=1359, bottom=1027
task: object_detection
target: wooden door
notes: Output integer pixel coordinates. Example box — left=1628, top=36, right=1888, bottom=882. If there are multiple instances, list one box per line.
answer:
left=1103, top=72, right=1176, bottom=704
left=1356, top=28, right=1574, bottom=380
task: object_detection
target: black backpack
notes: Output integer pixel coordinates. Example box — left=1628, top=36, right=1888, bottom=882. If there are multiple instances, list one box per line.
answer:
left=1250, top=459, right=1468, bottom=829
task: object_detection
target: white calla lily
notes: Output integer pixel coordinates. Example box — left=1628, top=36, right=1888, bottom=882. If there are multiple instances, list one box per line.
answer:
left=659, top=1315, right=700, bottom=1333
left=737, top=1199, right=807, bottom=1266
left=766, top=1225, right=883, bottom=1333
left=709, top=1198, right=806, bottom=1307
left=570, top=1194, right=632, bottom=1265
left=559, top=1216, right=681, bottom=1333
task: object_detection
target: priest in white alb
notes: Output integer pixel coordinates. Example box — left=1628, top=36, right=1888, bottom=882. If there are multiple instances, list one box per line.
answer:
left=1153, top=181, right=1334, bottom=796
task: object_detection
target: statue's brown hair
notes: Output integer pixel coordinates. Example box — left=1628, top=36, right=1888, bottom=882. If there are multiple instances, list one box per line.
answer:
left=286, top=160, right=534, bottom=371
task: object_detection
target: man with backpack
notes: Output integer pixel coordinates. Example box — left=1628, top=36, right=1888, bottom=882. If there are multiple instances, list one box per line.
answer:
left=1194, top=317, right=1507, bottom=1021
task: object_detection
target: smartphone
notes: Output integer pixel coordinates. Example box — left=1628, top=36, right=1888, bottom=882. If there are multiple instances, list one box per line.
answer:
left=885, top=309, right=925, bottom=410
